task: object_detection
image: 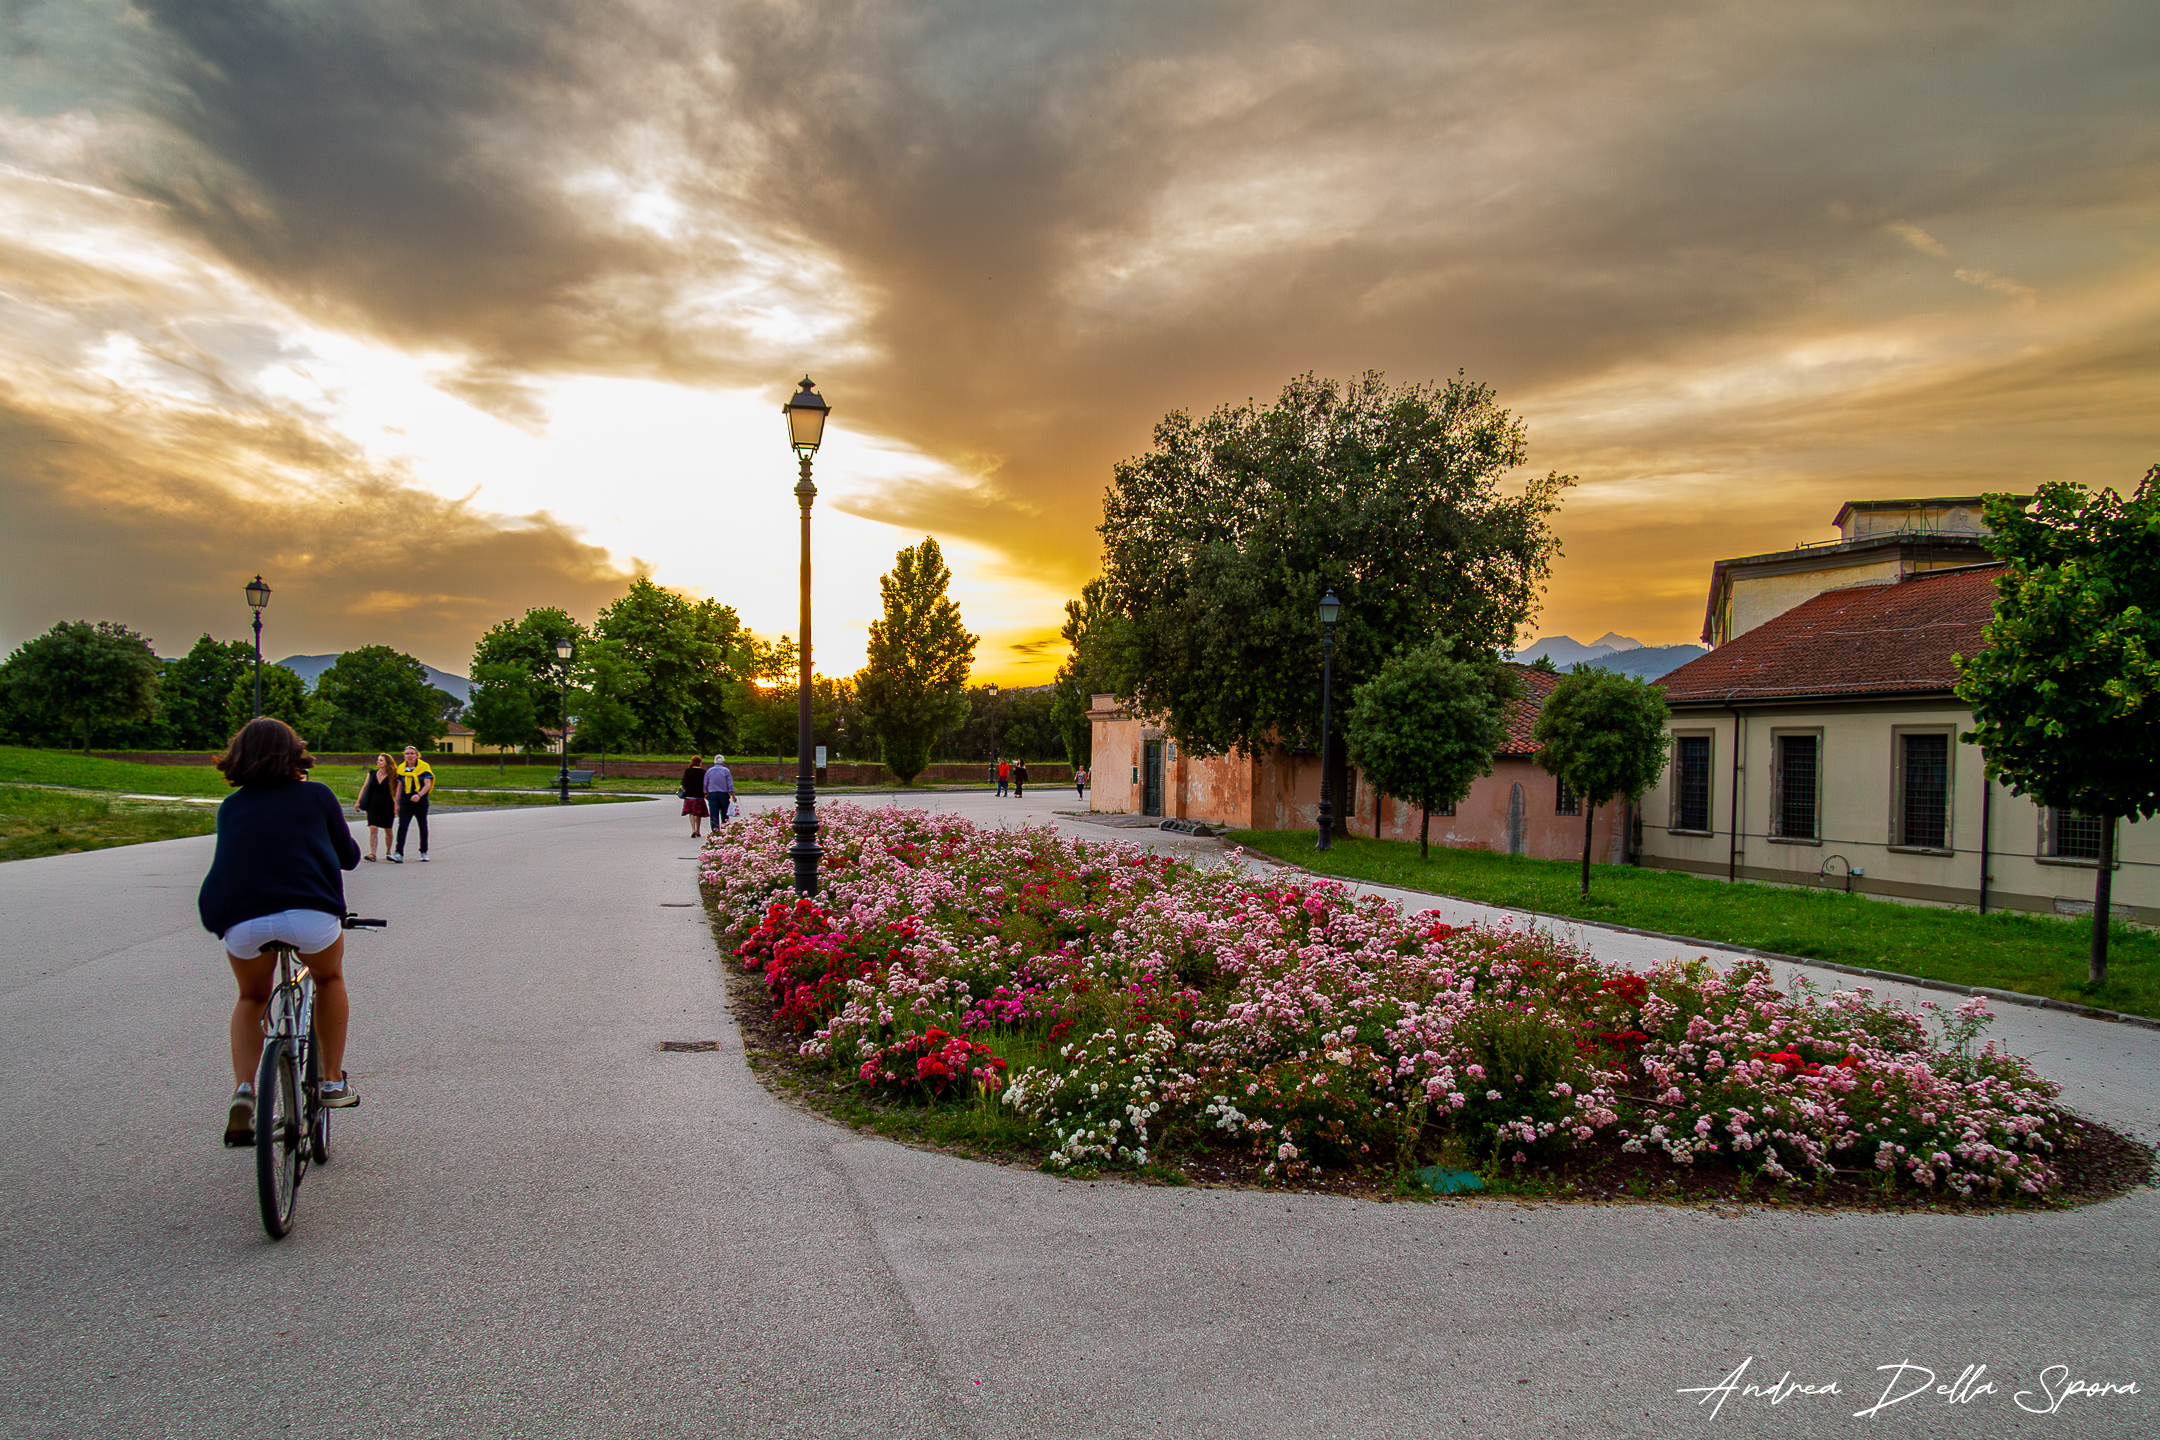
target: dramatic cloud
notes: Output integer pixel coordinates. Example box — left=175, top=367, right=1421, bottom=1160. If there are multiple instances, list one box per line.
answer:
left=3, top=0, right=2156, bottom=672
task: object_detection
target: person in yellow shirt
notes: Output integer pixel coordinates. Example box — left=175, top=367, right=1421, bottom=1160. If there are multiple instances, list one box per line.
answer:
left=390, top=745, right=434, bottom=862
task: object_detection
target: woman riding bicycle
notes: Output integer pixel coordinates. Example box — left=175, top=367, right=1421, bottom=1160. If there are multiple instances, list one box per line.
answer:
left=198, top=718, right=362, bottom=1146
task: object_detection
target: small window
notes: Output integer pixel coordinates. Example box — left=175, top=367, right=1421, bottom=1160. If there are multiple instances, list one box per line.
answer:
left=1896, top=732, right=1950, bottom=849
left=1555, top=776, right=1580, bottom=816
left=1672, top=734, right=1712, bottom=831
left=2051, top=809, right=2105, bottom=861
left=1773, top=733, right=1819, bottom=841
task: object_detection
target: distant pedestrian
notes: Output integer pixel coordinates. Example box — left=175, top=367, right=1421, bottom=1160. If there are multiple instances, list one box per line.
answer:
left=390, top=744, right=433, bottom=862
left=704, top=753, right=735, bottom=824
left=1013, top=760, right=1028, bottom=798
left=996, top=759, right=1010, bottom=797
left=356, top=752, right=395, bottom=860
left=1074, top=765, right=1089, bottom=801
left=681, top=754, right=709, bottom=837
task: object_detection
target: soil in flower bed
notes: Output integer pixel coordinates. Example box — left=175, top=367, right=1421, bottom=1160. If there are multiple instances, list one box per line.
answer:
left=700, top=804, right=2154, bottom=1212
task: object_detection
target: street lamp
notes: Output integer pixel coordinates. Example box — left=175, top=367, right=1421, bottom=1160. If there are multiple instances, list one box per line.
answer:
left=1315, top=590, right=1341, bottom=851
left=244, top=575, right=271, bottom=718
left=554, top=635, right=575, bottom=806
left=782, top=375, right=830, bottom=896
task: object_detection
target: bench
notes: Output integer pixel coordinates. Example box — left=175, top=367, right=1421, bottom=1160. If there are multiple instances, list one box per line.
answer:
left=564, top=769, right=597, bottom=786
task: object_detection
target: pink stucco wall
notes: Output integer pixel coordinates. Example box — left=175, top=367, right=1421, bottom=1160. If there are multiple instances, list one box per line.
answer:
left=1088, top=699, right=1627, bottom=864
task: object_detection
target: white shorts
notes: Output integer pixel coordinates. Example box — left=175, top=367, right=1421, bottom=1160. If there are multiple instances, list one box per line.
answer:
left=224, top=909, right=343, bottom=959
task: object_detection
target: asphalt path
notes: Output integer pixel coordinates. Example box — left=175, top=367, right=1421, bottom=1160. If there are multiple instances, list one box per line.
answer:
left=1, top=790, right=2153, bottom=1439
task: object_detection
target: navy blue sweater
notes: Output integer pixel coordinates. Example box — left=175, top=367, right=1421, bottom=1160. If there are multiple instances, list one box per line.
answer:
left=197, top=780, right=362, bottom=938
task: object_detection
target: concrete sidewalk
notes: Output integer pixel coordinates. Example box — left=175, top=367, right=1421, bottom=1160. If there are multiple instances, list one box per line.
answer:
left=1, top=796, right=2153, bottom=1439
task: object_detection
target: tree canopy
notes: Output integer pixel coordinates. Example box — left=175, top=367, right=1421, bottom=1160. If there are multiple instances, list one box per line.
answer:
left=1344, top=640, right=1515, bottom=858
left=1954, top=471, right=2160, bottom=983
left=856, top=538, right=977, bottom=783
left=467, top=662, right=537, bottom=770
left=223, top=663, right=310, bottom=741
left=1099, top=371, right=1570, bottom=758
left=1531, top=667, right=1671, bottom=897
left=1049, top=579, right=1120, bottom=766
left=471, top=606, right=588, bottom=750
left=0, top=621, right=164, bottom=750
left=164, top=635, right=254, bottom=749
left=593, top=579, right=747, bottom=753
left=311, top=645, right=446, bottom=753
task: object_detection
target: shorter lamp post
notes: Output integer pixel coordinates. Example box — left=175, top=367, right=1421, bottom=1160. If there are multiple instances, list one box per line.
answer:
left=554, top=636, right=575, bottom=805
left=245, top=575, right=272, bottom=718
left=1315, top=590, right=1341, bottom=851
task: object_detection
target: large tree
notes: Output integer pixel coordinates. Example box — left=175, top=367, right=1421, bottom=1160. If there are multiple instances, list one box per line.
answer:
left=467, top=662, right=538, bottom=772
left=593, top=580, right=745, bottom=754
left=1049, top=579, right=1121, bottom=766
left=1100, top=371, right=1570, bottom=760
left=1955, top=471, right=2160, bottom=984
left=470, top=606, right=588, bottom=749
left=1346, top=641, right=1515, bottom=860
left=571, top=639, right=643, bottom=771
left=164, top=635, right=255, bottom=749
left=0, top=621, right=163, bottom=750
left=223, top=663, right=311, bottom=740
left=1531, top=667, right=1672, bottom=897
left=312, top=645, right=447, bottom=753
left=856, top=538, right=977, bottom=784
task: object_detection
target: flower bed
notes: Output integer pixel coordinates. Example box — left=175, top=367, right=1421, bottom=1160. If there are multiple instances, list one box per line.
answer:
left=703, top=803, right=2100, bottom=1203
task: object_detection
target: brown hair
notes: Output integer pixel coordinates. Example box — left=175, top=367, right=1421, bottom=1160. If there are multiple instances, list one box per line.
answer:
left=215, top=717, right=316, bottom=788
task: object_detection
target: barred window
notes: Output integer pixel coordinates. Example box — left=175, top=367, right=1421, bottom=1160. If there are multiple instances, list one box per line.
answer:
left=1555, top=776, right=1580, bottom=816
left=2052, top=809, right=2105, bottom=861
left=1899, top=733, right=1949, bottom=849
left=1674, top=735, right=1712, bottom=831
left=1775, top=734, right=1819, bottom=840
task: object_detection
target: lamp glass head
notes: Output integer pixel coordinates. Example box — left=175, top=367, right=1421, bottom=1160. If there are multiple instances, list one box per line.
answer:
left=245, top=575, right=271, bottom=610
left=555, top=637, right=574, bottom=661
left=1317, top=590, right=1341, bottom=625
left=783, top=376, right=830, bottom=454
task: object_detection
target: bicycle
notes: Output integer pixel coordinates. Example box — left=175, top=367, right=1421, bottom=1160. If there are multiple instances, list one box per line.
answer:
left=253, top=913, right=385, bottom=1239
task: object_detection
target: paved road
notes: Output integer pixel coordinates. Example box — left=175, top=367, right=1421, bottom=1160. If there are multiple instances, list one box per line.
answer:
left=1, top=793, right=2153, bottom=1439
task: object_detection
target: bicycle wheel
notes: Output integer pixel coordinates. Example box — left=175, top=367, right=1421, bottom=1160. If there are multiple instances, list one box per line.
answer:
left=255, top=1038, right=302, bottom=1239
left=303, top=1020, right=329, bottom=1164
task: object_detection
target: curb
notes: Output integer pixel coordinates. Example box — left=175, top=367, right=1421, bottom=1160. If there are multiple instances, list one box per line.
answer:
left=1245, top=855, right=2160, bottom=1033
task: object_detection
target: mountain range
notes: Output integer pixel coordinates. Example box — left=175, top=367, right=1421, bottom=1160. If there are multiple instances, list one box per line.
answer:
left=1508, top=633, right=1706, bottom=680
left=274, top=654, right=472, bottom=703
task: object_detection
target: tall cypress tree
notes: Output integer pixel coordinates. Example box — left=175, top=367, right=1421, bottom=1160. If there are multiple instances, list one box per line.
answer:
left=856, top=538, right=977, bottom=784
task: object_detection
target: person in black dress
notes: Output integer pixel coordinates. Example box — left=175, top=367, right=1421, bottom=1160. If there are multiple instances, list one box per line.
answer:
left=355, top=752, right=395, bottom=860
left=681, top=755, right=709, bottom=837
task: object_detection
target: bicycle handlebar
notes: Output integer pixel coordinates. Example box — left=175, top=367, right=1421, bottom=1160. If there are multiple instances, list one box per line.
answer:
left=342, top=915, right=388, bottom=930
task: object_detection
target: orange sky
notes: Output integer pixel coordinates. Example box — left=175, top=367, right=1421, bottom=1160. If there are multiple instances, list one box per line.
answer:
left=3, top=2, right=2156, bottom=681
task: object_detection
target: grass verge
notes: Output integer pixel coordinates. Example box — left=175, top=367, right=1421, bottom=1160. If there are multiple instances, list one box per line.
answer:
left=0, top=784, right=217, bottom=861
left=1228, top=829, right=2159, bottom=1020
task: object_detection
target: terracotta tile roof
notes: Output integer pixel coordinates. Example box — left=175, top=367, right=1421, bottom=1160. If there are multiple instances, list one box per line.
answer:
left=1498, top=664, right=1561, bottom=755
left=1659, top=563, right=2002, bottom=704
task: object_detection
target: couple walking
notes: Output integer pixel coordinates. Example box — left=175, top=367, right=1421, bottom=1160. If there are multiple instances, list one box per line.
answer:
left=682, top=755, right=735, bottom=837
left=995, top=758, right=1030, bottom=798
left=354, top=746, right=435, bottom=862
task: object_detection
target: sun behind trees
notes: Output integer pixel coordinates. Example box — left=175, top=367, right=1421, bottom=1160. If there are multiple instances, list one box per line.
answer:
left=856, top=538, right=977, bottom=784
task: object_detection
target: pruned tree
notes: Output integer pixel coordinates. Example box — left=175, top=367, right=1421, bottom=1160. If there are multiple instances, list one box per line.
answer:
left=471, top=606, right=587, bottom=750
left=856, top=537, right=977, bottom=784
left=0, top=620, right=163, bottom=750
left=1344, top=640, right=1514, bottom=859
left=164, top=635, right=255, bottom=749
left=1955, top=470, right=2160, bottom=985
left=222, top=663, right=310, bottom=742
left=1099, top=371, right=1570, bottom=767
left=572, top=639, right=642, bottom=773
left=312, top=645, right=446, bottom=752
left=1531, top=667, right=1671, bottom=898
left=1049, top=579, right=1121, bottom=766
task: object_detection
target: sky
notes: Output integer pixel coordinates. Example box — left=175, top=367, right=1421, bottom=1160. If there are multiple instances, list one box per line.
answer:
left=3, top=0, right=2155, bottom=681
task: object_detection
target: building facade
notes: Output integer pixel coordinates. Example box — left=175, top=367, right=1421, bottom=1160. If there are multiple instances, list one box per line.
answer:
left=1640, top=560, right=2153, bottom=922
left=1086, top=666, right=1626, bottom=861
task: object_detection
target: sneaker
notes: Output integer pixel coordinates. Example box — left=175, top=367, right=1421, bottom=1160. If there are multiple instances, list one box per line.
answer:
left=224, top=1085, right=255, bottom=1147
left=387, top=854, right=403, bottom=863
left=419, top=853, right=429, bottom=862
left=318, top=1077, right=360, bottom=1108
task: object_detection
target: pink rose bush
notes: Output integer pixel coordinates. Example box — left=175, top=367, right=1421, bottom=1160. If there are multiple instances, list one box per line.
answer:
left=703, top=803, right=2073, bottom=1197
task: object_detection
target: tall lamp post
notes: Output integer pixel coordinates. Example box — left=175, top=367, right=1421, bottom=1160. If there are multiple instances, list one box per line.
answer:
left=782, top=376, right=830, bottom=896
left=244, top=575, right=272, bottom=718
left=1315, top=590, right=1341, bottom=851
left=554, top=636, right=575, bottom=805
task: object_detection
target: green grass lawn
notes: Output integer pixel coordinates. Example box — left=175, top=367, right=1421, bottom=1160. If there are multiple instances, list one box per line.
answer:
left=0, top=784, right=217, bottom=862
left=1229, top=828, right=2159, bottom=1019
